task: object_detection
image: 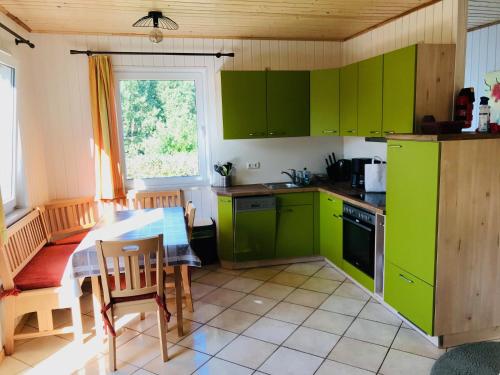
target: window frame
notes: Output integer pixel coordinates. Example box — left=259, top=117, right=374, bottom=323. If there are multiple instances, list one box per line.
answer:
left=0, top=54, right=19, bottom=215
left=114, top=67, right=210, bottom=190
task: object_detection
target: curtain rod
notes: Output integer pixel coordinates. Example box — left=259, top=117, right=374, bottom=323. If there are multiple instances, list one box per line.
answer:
left=0, top=22, right=35, bottom=48
left=70, top=50, right=234, bottom=58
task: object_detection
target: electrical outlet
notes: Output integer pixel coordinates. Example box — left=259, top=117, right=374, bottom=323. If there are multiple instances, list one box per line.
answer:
left=246, top=162, right=261, bottom=169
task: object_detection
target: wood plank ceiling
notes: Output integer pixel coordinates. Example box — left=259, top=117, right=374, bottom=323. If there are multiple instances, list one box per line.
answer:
left=468, top=0, right=500, bottom=31
left=0, top=0, right=437, bottom=41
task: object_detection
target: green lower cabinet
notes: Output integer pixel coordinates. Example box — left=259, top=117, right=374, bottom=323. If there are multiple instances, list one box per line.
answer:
left=275, top=204, right=314, bottom=259
left=384, top=262, right=434, bottom=335
left=217, top=196, right=234, bottom=261
left=319, top=193, right=343, bottom=267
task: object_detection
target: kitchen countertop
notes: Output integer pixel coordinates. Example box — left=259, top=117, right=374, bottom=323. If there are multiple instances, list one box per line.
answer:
left=212, top=181, right=386, bottom=214
left=386, top=133, right=500, bottom=141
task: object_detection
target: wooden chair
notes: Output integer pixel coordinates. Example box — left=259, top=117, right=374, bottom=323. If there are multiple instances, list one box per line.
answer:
left=134, top=190, right=184, bottom=209
left=0, top=209, right=83, bottom=355
left=43, top=197, right=97, bottom=242
left=96, top=236, right=169, bottom=371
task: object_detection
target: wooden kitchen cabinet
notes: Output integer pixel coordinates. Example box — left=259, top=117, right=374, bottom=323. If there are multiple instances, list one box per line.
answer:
left=221, top=71, right=268, bottom=139
left=319, top=193, right=343, bottom=267
left=310, top=69, right=340, bottom=136
left=358, top=55, right=383, bottom=137
left=339, top=63, right=358, bottom=136
left=384, top=135, right=500, bottom=345
left=267, top=71, right=310, bottom=137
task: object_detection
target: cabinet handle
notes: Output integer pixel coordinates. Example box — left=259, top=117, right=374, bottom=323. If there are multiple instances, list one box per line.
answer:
left=370, top=131, right=381, bottom=134
left=388, top=144, right=402, bottom=148
left=346, top=130, right=356, bottom=133
left=399, top=274, right=414, bottom=284
left=268, top=131, right=276, bottom=136
left=333, top=214, right=342, bottom=219
left=322, top=130, right=337, bottom=134
left=384, top=130, right=395, bottom=135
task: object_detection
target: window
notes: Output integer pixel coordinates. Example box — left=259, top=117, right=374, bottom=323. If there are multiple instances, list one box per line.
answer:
left=0, top=62, right=17, bottom=214
left=115, top=69, right=208, bottom=188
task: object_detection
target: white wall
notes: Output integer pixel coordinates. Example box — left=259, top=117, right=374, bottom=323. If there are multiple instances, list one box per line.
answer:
left=26, top=34, right=344, bottom=219
left=465, top=23, right=500, bottom=128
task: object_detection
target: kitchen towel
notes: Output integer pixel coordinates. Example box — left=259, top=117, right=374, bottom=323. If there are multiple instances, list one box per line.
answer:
left=365, top=156, right=386, bottom=193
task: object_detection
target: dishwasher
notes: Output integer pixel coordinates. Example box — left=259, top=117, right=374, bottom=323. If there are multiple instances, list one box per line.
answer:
left=234, top=196, right=277, bottom=262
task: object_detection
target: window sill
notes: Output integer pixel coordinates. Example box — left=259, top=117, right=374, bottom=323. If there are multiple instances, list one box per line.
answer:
left=5, top=207, right=32, bottom=227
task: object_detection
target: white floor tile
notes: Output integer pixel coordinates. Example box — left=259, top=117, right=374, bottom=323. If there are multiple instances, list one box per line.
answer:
left=221, top=277, right=264, bottom=293
left=345, top=318, right=399, bottom=347
left=359, top=302, right=402, bottom=327
left=142, top=345, right=210, bottom=375
left=328, top=337, right=388, bottom=372
left=259, top=347, right=323, bottom=375
left=392, top=328, right=446, bottom=359
left=302, top=309, right=354, bottom=335
left=231, top=294, right=279, bottom=315
left=379, top=349, right=435, bottom=375
left=316, top=359, right=375, bottom=375
left=320, top=295, right=366, bottom=316
left=194, top=357, right=253, bottom=375
left=283, top=326, right=339, bottom=357
left=216, top=335, right=277, bottom=369
left=243, top=317, right=298, bottom=345
left=265, top=302, right=314, bottom=325
left=177, top=325, right=237, bottom=355
left=207, top=308, right=260, bottom=334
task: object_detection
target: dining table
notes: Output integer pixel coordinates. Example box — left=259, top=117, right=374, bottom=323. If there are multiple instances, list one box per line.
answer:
left=69, top=207, right=201, bottom=340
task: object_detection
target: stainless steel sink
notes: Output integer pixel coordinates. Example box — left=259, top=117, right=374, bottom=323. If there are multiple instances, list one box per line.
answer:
left=263, top=182, right=300, bottom=190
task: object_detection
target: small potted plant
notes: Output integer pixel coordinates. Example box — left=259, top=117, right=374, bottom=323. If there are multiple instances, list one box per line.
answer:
left=213, top=162, right=233, bottom=187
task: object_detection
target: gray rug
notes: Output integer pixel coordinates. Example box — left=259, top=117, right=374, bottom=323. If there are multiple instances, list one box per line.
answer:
left=431, top=342, right=500, bottom=375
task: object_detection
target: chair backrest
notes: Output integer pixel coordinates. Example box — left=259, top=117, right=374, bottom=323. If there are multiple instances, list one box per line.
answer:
left=98, top=197, right=135, bottom=216
left=186, top=204, right=196, bottom=242
left=43, top=197, right=97, bottom=240
left=134, top=190, right=184, bottom=209
left=0, top=209, right=50, bottom=289
left=96, top=236, right=165, bottom=303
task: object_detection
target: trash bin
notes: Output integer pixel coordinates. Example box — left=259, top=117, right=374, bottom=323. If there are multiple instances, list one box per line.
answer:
left=190, top=218, right=218, bottom=266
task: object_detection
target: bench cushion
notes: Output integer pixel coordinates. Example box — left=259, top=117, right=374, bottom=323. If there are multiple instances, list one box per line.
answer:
left=14, top=244, right=78, bottom=291
left=52, top=229, right=90, bottom=246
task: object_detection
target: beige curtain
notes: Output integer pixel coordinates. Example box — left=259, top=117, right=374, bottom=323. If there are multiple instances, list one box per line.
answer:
left=88, top=55, right=125, bottom=200
left=0, top=189, right=6, bottom=246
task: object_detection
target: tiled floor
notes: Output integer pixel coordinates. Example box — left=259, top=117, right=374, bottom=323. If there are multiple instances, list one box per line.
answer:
left=0, top=261, right=448, bottom=375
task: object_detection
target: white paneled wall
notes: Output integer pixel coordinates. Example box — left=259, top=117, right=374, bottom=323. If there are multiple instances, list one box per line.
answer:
left=28, top=34, right=343, bottom=219
left=342, top=0, right=457, bottom=65
left=465, top=23, right=500, bottom=128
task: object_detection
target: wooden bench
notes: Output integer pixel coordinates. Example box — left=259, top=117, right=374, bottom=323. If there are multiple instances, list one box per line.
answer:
left=0, top=208, right=83, bottom=355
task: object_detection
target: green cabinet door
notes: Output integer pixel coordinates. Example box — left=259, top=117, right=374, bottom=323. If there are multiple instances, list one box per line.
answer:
left=276, top=205, right=314, bottom=259
left=383, top=45, right=416, bottom=135
left=217, top=196, right=234, bottom=261
left=319, top=193, right=343, bottom=267
left=340, top=63, right=358, bottom=136
left=221, top=71, right=267, bottom=139
left=385, top=140, right=439, bottom=285
left=358, top=56, right=383, bottom=137
left=267, top=71, right=310, bottom=137
left=385, top=262, right=434, bottom=334
left=310, top=69, right=340, bottom=136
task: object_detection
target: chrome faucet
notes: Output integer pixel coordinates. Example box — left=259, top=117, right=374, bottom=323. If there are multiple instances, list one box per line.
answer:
left=281, top=169, right=297, bottom=184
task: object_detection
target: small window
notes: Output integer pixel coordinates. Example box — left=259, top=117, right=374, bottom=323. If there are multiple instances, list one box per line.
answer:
left=0, top=62, right=17, bottom=214
left=116, top=69, right=208, bottom=188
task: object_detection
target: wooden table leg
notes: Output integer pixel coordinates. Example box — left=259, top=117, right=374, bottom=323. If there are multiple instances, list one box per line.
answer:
left=91, top=275, right=105, bottom=342
left=174, top=266, right=184, bottom=337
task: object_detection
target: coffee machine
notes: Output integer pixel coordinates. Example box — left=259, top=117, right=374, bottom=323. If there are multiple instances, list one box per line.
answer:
left=351, top=158, right=372, bottom=188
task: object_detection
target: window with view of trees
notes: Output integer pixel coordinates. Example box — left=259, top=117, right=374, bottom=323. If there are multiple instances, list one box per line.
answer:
left=117, top=71, right=206, bottom=186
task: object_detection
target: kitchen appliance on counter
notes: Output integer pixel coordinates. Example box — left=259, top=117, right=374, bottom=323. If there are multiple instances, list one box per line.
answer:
left=234, top=196, right=277, bottom=262
left=325, top=152, right=351, bottom=183
left=351, top=158, right=372, bottom=188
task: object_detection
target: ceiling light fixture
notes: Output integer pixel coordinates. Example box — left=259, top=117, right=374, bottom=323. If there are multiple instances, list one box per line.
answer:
left=133, top=11, right=179, bottom=44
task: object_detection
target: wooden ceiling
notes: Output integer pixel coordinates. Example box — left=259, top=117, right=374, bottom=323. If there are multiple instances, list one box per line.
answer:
left=0, top=0, right=437, bottom=41
left=468, top=0, right=500, bottom=31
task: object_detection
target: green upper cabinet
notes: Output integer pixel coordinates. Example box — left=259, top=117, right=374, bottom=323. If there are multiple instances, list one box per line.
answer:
left=358, top=56, right=383, bottom=137
left=310, top=69, right=340, bottom=136
left=385, top=140, right=439, bottom=285
left=319, top=193, right=343, bottom=267
left=340, top=63, right=358, bottom=136
left=267, top=71, right=310, bottom=137
left=383, top=45, right=416, bottom=135
left=221, top=71, right=267, bottom=139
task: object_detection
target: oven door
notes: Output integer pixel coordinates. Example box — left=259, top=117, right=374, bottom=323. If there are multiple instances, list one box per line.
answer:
left=343, top=215, right=375, bottom=278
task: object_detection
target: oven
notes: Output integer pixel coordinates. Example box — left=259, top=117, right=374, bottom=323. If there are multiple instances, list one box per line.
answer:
left=342, top=203, right=376, bottom=278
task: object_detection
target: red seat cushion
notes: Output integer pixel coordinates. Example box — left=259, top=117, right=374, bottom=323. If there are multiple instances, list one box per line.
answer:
left=107, top=270, right=159, bottom=291
left=14, top=244, right=78, bottom=291
left=52, top=229, right=90, bottom=245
